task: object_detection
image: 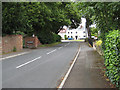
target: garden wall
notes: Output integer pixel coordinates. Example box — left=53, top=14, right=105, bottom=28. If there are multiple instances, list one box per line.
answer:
left=2, top=35, right=23, bottom=53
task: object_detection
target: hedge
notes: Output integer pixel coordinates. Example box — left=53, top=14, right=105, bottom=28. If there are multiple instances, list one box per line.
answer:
left=53, top=33, right=61, bottom=42
left=104, top=30, right=120, bottom=88
left=38, top=31, right=61, bottom=44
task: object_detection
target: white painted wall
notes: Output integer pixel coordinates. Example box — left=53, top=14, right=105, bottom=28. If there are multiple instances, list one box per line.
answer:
left=66, top=27, right=87, bottom=40
left=58, top=18, right=88, bottom=40
left=58, top=33, right=66, bottom=39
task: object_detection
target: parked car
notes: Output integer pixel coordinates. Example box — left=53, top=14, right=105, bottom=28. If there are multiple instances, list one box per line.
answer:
left=68, top=38, right=73, bottom=40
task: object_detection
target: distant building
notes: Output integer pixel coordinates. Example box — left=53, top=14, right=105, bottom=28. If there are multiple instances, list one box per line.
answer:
left=58, top=28, right=67, bottom=40
left=58, top=18, right=88, bottom=40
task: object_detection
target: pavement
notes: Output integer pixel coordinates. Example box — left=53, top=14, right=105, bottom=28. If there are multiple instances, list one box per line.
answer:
left=2, top=48, right=32, bottom=59
left=63, top=42, right=115, bottom=89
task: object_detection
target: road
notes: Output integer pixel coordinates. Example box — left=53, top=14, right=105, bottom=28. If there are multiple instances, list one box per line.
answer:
left=2, top=41, right=80, bottom=88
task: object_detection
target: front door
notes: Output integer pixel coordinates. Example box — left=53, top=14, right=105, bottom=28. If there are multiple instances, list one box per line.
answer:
left=75, top=36, right=78, bottom=40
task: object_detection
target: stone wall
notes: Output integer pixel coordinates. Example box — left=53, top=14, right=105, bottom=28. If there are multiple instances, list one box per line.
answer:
left=2, top=35, right=23, bottom=53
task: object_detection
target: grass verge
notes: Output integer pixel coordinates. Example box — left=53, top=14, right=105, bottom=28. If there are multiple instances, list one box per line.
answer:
left=66, top=40, right=85, bottom=42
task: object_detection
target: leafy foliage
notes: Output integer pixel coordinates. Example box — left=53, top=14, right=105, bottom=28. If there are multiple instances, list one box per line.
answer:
left=64, top=35, right=68, bottom=40
left=76, top=2, right=95, bottom=38
left=2, top=2, right=27, bottom=36
left=13, top=46, right=17, bottom=52
left=53, top=33, right=61, bottom=42
left=96, top=40, right=102, bottom=47
left=38, top=31, right=61, bottom=44
left=76, top=2, right=120, bottom=39
left=65, top=2, right=81, bottom=29
left=90, top=27, right=98, bottom=36
left=2, top=2, right=81, bottom=44
left=104, top=30, right=120, bottom=88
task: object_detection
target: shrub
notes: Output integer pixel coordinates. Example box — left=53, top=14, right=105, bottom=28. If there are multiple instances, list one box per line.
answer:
left=23, top=40, right=25, bottom=48
left=38, top=31, right=61, bottom=44
left=91, top=27, right=98, bottom=37
left=38, top=31, right=54, bottom=44
left=95, top=40, right=103, bottom=55
left=53, top=33, right=61, bottom=42
left=64, top=35, right=68, bottom=40
left=96, top=40, right=102, bottom=47
left=85, top=38, right=88, bottom=42
left=13, top=46, right=17, bottom=52
left=15, top=31, right=25, bottom=36
left=104, top=30, right=120, bottom=88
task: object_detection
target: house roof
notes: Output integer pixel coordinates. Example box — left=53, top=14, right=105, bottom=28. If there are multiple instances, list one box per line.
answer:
left=59, top=29, right=66, bottom=33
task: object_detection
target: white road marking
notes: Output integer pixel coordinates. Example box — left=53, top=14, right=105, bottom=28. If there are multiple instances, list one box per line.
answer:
left=58, top=46, right=81, bottom=89
left=58, top=47, right=63, bottom=49
left=67, top=43, right=70, bottom=45
left=64, top=43, right=70, bottom=47
left=1, top=52, right=29, bottom=60
left=47, top=49, right=56, bottom=55
left=16, top=56, right=42, bottom=69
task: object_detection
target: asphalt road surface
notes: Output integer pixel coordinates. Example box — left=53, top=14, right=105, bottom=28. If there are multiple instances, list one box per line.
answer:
left=2, top=41, right=80, bottom=88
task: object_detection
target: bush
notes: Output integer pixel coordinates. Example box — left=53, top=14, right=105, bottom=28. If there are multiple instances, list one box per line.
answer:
left=23, top=40, right=25, bottom=48
left=38, top=31, right=61, bottom=44
left=91, top=27, right=98, bottom=37
left=96, top=40, right=102, bottom=47
left=38, top=31, right=54, bottom=44
left=95, top=40, right=103, bottom=55
left=15, top=31, right=25, bottom=36
left=85, top=38, right=88, bottom=42
left=13, top=46, right=17, bottom=52
left=53, top=33, right=61, bottom=42
left=64, top=35, right=68, bottom=40
left=104, top=30, right=120, bottom=88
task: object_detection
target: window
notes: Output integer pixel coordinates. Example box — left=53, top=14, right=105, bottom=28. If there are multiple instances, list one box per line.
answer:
left=83, top=31, right=85, bottom=33
left=76, top=32, right=77, bottom=34
left=71, top=32, right=72, bottom=34
left=84, top=36, right=86, bottom=37
left=68, top=36, right=69, bottom=38
left=68, top=32, right=69, bottom=34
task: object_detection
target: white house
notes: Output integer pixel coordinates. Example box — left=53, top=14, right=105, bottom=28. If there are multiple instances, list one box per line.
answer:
left=58, top=18, right=88, bottom=40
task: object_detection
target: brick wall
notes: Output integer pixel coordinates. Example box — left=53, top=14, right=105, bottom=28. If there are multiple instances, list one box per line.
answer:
left=0, top=37, right=2, bottom=55
left=2, top=35, right=23, bottom=53
left=24, top=36, right=41, bottom=48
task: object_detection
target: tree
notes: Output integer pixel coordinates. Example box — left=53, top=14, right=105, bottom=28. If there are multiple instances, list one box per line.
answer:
left=2, top=2, right=27, bottom=36
left=76, top=2, right=95, bottom=38
left=2, top=2, right=82, bottom=43
left=90, top=27, right=98, bottom=36
left=64, top=2, right=81, bottom=29
left=76, top=2, right=120, bottom=46
left=91, top=2, right=120, bottom=48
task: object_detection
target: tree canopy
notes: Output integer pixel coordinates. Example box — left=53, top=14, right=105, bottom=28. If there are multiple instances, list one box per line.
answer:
left=2, top=2, right=82, bottom=36
left=76, top=2, right=120, bottom=39
left=2, top=2, right=120, bottom=43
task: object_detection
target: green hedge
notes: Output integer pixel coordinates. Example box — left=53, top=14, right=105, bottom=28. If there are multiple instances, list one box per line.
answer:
left=53, top=33, right=61, bottom=42
left=38, top=31, right=61, bottom=44
left=104, top=30, right=120, bottom=88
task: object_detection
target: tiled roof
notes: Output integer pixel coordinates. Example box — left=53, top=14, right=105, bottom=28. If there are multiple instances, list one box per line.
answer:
left=59, top=29, right=66, bottom=33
